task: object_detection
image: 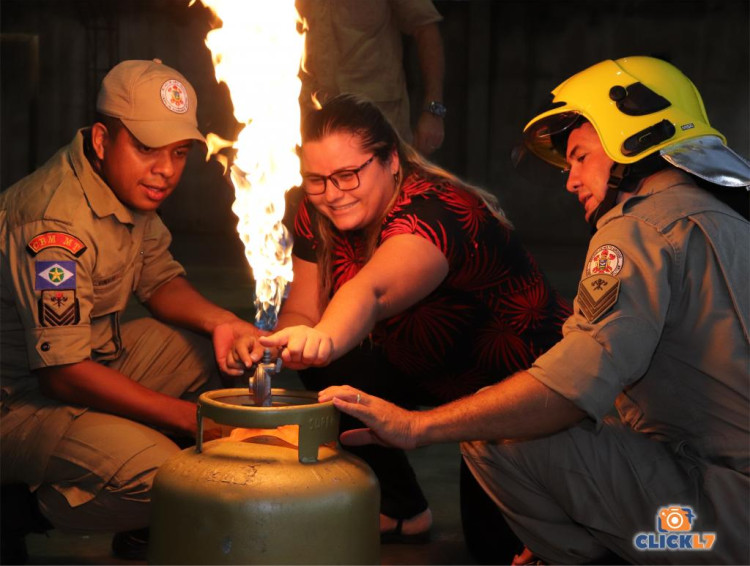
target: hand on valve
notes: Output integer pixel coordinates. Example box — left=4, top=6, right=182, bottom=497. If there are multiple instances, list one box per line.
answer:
left=259, top=325, right=334, bottom=370
left=220, top=322, right=269, bottom=376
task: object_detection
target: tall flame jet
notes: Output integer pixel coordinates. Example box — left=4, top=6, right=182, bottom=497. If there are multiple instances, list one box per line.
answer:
left=195, top=0, right=304, bottom=330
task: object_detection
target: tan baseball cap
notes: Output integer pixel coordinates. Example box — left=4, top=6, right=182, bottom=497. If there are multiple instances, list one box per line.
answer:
left=96, top=59, right=206, bottom=148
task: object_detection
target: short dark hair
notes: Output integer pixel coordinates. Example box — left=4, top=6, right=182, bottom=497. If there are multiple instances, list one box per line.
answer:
left=550, top=114, right=587, bottom=158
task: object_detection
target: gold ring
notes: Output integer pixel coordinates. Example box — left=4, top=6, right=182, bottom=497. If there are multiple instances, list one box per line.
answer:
left=356, top=393, right=361, bottom=404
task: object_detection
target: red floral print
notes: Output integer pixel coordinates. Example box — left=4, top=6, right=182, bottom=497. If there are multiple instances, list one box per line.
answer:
left=292, top=174, right=570, bottom=400
left=436, top=187, right=489, bottom=240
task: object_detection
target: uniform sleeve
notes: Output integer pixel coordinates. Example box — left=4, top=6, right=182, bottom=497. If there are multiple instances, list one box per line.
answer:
left=5, top=220, right=96, bottom=369
left=389, top=0, right=443, bottom=34
left=133, top=215, right=186, bottom=303
left=292, top=196, right=319, bottom=263
left=527, top=216, right=674, bottom=422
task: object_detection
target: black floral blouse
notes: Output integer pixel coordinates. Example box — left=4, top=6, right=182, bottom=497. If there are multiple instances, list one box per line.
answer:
left=293, top=174, right=571, bottom=404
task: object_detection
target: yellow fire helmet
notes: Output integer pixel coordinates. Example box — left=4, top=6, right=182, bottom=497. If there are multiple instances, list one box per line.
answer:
left=520, top=56, right=750, bottom=188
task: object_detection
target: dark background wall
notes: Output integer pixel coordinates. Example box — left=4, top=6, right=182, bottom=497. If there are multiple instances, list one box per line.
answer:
left=2, top=0, right=748, bottom=252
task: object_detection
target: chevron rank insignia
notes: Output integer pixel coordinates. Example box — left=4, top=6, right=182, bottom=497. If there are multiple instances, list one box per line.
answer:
left=578, top=274, right=620, bottom=323
left=38, top=289, right=80, bottom=326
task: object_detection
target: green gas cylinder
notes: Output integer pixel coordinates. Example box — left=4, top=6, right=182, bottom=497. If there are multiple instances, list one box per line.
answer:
left=147, top=389, right=380, bottom=565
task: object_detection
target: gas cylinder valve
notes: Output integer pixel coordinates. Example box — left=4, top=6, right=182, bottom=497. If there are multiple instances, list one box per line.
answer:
left=248, top=348, right=283, bottom=406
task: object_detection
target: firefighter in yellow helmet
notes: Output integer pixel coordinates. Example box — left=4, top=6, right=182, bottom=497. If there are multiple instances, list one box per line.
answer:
left=519, top=55, right=749, bottom=225
left=316, top=56, right=750, bottom=564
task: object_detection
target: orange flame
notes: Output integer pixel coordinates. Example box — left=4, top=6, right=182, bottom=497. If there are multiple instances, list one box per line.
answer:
left=195, top=0, right=303, bottom=329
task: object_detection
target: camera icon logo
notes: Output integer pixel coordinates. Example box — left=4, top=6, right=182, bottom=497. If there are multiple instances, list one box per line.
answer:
left=657, top=505, right=695, bottom=532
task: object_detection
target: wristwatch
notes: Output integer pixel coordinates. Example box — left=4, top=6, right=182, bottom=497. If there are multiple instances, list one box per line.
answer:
left=425, top=101, right=447, bottom=118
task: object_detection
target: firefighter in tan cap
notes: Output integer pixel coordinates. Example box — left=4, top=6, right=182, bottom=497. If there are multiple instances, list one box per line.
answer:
left=0, top=59, right=255, bottom=562
left=318, top=56, right=750, bottom=564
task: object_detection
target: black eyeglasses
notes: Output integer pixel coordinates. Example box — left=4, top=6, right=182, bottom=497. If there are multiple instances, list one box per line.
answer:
left=301, top=155, right=375, bottom=195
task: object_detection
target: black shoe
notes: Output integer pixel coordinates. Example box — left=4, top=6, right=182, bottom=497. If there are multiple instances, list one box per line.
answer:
left=111, top=527, right=149, bottom=561
left=1, top=483, right=53, bottom=565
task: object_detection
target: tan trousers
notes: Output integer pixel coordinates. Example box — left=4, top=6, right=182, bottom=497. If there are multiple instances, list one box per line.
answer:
left=461, top=417, right=750, bottom=565
left=5, top=318, right=221, bottom=534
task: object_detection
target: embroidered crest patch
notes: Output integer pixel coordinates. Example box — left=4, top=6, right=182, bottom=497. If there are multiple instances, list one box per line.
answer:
left=578, top=274, right=620, bottom=323
left=160, top=79, right=189, bottom=114
left=35, top=261, right=76, bottom=290
left=27, top=232, right=87, bottom=257
left=586, top=244, right=624, bottom=276
left=38, top=289, right=80, bottom=326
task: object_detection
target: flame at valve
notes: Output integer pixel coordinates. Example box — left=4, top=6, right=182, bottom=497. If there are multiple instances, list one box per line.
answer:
left=195, top=0, right=304, bottom=331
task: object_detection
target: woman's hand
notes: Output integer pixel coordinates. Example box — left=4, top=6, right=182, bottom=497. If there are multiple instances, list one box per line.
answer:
left=318, top=385, right=420, bottom=450
left=259, top=325, right=334, bottom=370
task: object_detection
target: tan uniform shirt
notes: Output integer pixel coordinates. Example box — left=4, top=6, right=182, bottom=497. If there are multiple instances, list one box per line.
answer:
left=529, top=169, right=750, bottom=474
left=0, top=130, right=185, bottom=485
left=297, top=0, right=443, bottom=139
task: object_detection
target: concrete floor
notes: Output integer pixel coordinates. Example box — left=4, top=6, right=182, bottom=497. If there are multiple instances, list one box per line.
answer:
left=21, top=229, right=583, bottom=565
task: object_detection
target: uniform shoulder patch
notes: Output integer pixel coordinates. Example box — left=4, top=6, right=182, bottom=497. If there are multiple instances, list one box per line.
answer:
left=578, top=274, right=620, bottom=323
left=27, top=232, right=87, bottom=257
left=35, top=261, right=77, bottom=290
left=586, top=244, right=623, bottom=276
left=38, top=289, right=80, bottom=326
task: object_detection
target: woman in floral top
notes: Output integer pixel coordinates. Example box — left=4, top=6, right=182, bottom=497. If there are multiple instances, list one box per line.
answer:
left=230, top=94, right=570, bottom=542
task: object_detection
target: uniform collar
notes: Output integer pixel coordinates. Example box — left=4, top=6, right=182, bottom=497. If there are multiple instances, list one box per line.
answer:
left=68, top=129, right=138, bottom=226
left=596, top=168, right=694, bottom=229
left=631, top=168, right=695, bottom=198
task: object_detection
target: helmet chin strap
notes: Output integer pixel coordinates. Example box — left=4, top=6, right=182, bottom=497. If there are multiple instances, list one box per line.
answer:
left=587, top=156, right=668, bottom=230
left=587, top=163, right=630, bottom=229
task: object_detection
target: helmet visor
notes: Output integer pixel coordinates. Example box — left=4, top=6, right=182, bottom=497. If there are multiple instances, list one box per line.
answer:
left=510, top=142, right=569, bottom=188
left=521, top=111, right=585, bottom=170
left=512, top=110, right=585, bottom=188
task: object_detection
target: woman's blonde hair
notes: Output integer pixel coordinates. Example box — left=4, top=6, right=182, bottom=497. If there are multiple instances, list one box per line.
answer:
left=301, top=94, right=511, bottom=307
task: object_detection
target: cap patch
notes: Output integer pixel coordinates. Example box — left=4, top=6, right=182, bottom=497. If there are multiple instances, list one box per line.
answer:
left=35, top=261, right=76, bottom=290
left=27, top=231, right=87, bottom=257
left=160, top=79, right=189, bottom=114
left=38, top=289, right=80, bottom=326
left=578, top=274, right=620, bottom=323
left=586, top=244, right=623, bottom=276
